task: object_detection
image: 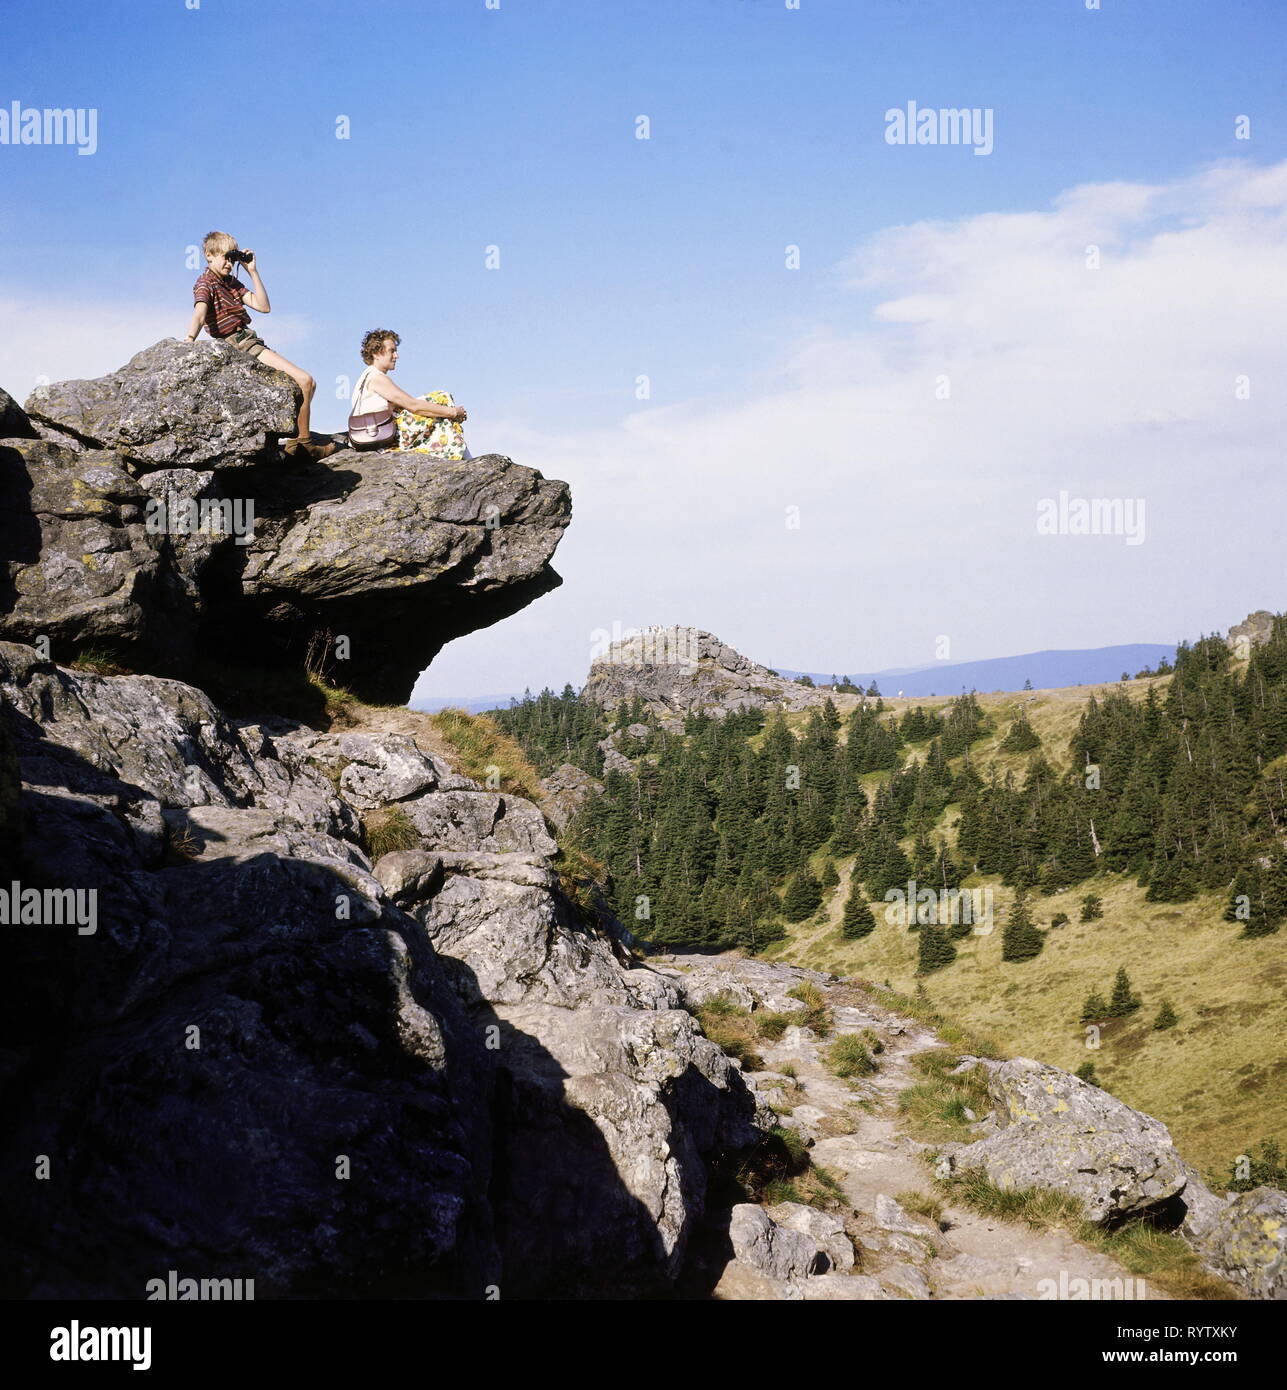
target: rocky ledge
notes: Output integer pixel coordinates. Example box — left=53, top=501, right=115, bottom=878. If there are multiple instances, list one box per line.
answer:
left=1, top=342, right=569, bottom=703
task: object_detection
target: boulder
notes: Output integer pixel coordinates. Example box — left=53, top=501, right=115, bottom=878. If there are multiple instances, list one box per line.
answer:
left=1186, top=1183, right=1287, bottom=1300
left=727, top=1204, right=826, bottom=1281
left=766, top=1201, right=855, bottom=1272
left=946, top=1057, right=1187, bottom=1224
left=23, top=338, right=298, bottom=468
left=291, top=730, right=442, bottom=810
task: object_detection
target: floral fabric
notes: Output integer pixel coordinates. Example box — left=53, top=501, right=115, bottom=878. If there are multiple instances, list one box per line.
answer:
left=395, top=391, right=468, bottom=458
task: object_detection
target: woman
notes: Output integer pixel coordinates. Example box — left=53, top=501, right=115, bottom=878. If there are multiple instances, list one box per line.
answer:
left=350, top=329, right=470, bottom=457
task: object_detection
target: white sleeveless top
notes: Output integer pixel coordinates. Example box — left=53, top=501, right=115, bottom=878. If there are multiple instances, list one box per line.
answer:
left=352, top=366, right=390, bottom=415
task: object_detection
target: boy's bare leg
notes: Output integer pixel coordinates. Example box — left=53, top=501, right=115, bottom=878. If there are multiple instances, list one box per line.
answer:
left=258, top=349, right=317, bottom=444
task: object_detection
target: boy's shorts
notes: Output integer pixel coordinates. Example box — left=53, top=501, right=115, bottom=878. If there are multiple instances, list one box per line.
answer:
left=219, top=326, right=269, bottom=359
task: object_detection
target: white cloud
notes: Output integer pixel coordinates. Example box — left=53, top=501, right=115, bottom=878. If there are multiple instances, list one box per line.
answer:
left=422, top=158, right=1287, bottom=696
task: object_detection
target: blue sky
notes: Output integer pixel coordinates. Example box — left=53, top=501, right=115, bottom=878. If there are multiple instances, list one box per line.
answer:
left=2, top=0, right=1285, bottom=698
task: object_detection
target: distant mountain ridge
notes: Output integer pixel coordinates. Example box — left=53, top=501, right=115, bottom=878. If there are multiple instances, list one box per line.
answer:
left=774, top=644, right=1178, bottom=697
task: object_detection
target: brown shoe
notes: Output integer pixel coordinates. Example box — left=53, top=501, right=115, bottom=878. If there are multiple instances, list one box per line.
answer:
left=303, top=440, right=338, bottom=461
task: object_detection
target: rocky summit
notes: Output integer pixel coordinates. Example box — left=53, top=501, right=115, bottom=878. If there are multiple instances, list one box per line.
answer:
left=0, top=351, right=1283, bottom=1302
left=581, top=624, right=829, bottom=725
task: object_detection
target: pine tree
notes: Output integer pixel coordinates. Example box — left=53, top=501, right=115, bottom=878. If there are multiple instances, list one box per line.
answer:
left=1079, top=893, right=1104, bottom=922
left=840, top=884, right=876, bottom=939
left=1107, top=966, right=1141, bottom=1017
left=916, top=921, right=955, bottom=975
left=782, top=854, right=823, bottom=922
left=1001, top=886, right=1044, bottom=962
left=1075, top=1060, right=1101, bottom=1086
left=1153, top=999, right=1178, bottom=1030
left=819, top=859, right=840, bottom=891
left=1081, top=991, right=1108, bottom=1021
left=1000, top=709, right=1041, bottom=752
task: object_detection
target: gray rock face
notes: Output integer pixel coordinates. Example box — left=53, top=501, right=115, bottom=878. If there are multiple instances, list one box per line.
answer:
left=728, top=1204, right=826, bottom=1281
left=946, top=1057, right=1187, bottom=1224
left=23, top=338, right=299, bottom=468
left=1184, top=1181, right=1287, bottom=1300
left=0, top=640, right=766, bottom=1299
left=766, top=1201, right=855, bottom=1273
left=0, top=385, right=36, bottom=440
left=0, top=642, right=493, bottom=1299
left=581, top=625, right=828, bottom=722
left=0, top=443, right=233, bottom=672
left=1227, top=609, right=1277, bottom=654
left=539, top=762, right=604, bottom=831
left=1, top=346, right=570, bottom=702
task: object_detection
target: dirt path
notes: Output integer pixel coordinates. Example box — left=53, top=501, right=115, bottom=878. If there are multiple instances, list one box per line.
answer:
left=657, top=955, right=1164, bottom=1301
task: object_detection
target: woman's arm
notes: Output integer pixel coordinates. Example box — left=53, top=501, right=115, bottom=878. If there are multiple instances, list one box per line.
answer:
left=366, top=370, right=465, bottom=419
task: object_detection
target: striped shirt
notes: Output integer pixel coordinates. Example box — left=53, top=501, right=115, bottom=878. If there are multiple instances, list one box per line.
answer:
left=193, top=269, right=251, bottom=338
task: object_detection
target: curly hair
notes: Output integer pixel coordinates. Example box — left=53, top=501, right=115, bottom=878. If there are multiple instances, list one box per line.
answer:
left=360, top=328, right=400, bottom=364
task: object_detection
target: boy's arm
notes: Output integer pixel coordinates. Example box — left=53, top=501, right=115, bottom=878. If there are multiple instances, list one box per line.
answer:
left=240, top=252, right=270, bottom=313
left=184, top=303, right=208, bottom=342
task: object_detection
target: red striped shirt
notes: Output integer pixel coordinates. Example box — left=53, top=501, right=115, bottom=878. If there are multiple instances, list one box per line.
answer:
left=193, top=269, right=251, bottom=338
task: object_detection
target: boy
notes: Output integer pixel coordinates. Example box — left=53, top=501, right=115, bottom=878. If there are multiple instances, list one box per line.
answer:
left=185, top=231, right=335, bottom=459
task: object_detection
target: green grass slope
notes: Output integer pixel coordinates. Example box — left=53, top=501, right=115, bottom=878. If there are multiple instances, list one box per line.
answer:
left=763, top=675, right=1287, bottom=1186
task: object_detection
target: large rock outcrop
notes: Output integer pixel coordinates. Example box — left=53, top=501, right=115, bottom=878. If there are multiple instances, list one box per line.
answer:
left=945, top=1057, right=1187, bottom=1225
left=0, top=640, right=766, bottom=1298
left=581, top=625, right=827, bottom=725
left=1, top=341, right=570, bottom=702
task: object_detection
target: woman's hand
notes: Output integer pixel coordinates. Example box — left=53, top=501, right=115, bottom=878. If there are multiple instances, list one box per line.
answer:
left=452, top=405, right=467, bottom=422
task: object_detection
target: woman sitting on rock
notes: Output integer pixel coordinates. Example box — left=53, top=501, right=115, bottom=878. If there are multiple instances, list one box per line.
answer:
left=350, top=329, right=469, bottom=457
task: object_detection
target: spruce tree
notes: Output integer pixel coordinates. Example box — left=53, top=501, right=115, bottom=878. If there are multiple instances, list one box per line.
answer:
left=1079, top=893, right=1104, bottom=922
left=1081, top=991, right=1108, bottom=1021
left=1107, top=966, right=1141, bottom=1017
left=782, top=855, right=823, bottom=922
left=1153, top=999, right=1178, bottom=1030
left=1001, top=886, right=1044, bottom=962
left=916, top=922, right=956, bottom=975
left=840, top=884, right=876, bottom=939
left=1000, top=710, right=1041, bottom=753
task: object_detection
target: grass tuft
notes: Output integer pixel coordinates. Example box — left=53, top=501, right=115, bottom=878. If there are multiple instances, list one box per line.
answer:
left=361, top=804, right=420, bottom=859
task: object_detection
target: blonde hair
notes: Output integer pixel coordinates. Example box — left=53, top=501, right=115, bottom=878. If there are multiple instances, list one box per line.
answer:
left=203, top=230, right=238, bottom=259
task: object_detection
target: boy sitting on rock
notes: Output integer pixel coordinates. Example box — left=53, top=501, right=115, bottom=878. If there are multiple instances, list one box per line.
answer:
left=184, top=230, right=335, bottom=459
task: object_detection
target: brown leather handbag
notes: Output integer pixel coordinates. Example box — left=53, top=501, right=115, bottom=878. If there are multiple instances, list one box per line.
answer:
left=347, top=369, right=398, bottom=450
